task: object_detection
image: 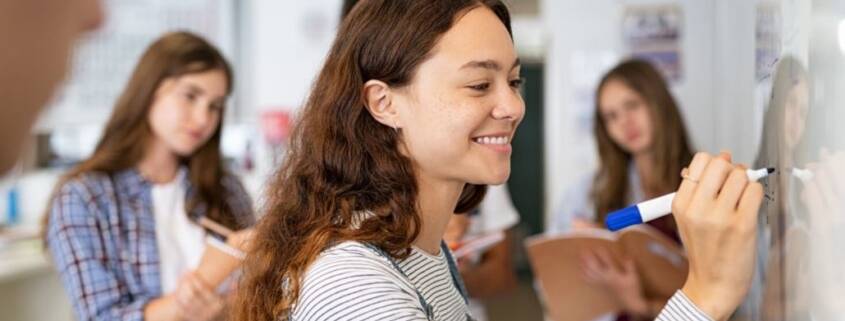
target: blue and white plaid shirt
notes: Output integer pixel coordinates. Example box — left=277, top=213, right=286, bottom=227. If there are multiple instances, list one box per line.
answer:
left=46, top=168, right=254, bottom=321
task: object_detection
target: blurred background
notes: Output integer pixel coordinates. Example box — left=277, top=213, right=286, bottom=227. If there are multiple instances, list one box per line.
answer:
left=2, top=0, right=844, bottom=320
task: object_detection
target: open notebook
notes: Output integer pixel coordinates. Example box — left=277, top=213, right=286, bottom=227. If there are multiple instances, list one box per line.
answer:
left=525, top=225, right=687, bottom=321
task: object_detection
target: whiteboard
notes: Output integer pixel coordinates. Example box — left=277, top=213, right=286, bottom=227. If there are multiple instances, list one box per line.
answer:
left=742, top=0, right=845, bottom=320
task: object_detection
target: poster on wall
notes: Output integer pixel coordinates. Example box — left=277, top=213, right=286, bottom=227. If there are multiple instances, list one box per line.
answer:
left=622, top=5, right=683, bottom=83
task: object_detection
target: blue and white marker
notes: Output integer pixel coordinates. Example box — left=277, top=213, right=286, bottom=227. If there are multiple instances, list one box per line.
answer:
left=605, top=167, right=775, bottom=231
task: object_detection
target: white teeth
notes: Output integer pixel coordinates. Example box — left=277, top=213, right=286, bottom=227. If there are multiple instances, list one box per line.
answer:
left=474, top=136, right=508, bottom=145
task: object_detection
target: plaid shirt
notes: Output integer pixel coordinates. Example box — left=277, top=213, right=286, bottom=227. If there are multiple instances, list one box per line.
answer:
left=46, top=168, right=254, bottom=321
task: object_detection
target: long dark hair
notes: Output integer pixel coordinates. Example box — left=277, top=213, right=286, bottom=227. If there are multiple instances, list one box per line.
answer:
left=233, top=1, right=511, bottom=320
left=592, top=59, right=694, bottom=223
left=45, top=31, right=245, bottom=232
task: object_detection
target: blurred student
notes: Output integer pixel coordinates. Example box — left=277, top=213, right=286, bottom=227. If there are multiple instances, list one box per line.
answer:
left=0, top=0, right=103, bottom=174
left=552, top=59, right=695, bottom=320
left=45, top=32, right=254, bottom=321
left=444, top=184, right=520, bottom=321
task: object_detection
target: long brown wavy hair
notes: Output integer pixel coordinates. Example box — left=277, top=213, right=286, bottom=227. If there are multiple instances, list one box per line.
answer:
left=44, top=31, right=246, bottom=231
left=592, top=59, right=694, bottom=224
left=233, top=1, right=511, bottom=320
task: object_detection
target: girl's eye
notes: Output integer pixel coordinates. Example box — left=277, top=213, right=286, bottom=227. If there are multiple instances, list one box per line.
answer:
left=509, top=78, right=524, bottom=89
left=624, top=100, right=642, bottom=111
left=468, top=83, right=491, bottom=91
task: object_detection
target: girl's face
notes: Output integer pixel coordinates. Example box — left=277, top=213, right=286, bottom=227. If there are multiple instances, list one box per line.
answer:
left=598, top=79, right=655, bottom=156
left=392, top=6, right=524, bottom=186
left=147, top=69, right=228, bottom=157
left=783, top=78, right=809, bottom=150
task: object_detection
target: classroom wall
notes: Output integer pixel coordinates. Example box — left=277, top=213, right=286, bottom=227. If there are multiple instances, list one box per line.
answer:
left=242, top=0, right=342, bottom=116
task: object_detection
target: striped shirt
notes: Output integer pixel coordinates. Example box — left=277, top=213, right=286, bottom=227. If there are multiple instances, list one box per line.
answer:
left=658, top=291, right=715, bottom=321
left=290, top=241, right=712, bottom=321
left=291, top=241, right=471, bottom=321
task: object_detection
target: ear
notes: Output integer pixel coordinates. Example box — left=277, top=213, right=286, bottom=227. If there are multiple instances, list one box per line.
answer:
left=363, top=79, right=401, bottom=129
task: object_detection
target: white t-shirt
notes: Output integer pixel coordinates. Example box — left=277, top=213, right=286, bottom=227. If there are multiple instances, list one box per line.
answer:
left=549, top=164, right=644, bottom=234
left=151, top=171, right=206, bottom=293
left=291, top=241, right=470, bottom=321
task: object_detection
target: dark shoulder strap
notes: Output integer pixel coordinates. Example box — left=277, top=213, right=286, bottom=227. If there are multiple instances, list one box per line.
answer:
left=362, top=243, right=434, bottom=320
left=364, top=242, right=473, bottom=320
left=441, top=241, right=469, bottom=303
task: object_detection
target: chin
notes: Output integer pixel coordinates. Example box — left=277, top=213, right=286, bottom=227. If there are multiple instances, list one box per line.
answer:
left=623, top=141, right=650, bottom=155
left=469, top=170, right=511, bottom=185
left=172, top=145, right=200, bottom=157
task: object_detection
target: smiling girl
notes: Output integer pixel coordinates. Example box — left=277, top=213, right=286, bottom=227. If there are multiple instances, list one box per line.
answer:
left=234, top=2, right=764, bottom=321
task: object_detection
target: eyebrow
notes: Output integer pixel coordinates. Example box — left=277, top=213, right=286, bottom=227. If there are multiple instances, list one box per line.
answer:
left=183, top=82, right=205, bottom=95
left=181, top=81, right=227, bottom=104
left=460, top=58, right=521, bottom=71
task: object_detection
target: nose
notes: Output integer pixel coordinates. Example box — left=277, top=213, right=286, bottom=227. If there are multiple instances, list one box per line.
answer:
left=618, top=108, right=635, bottom=128
left=491, top=87, right=525, bottom=123
left=81, top=0, right=105, bottom=32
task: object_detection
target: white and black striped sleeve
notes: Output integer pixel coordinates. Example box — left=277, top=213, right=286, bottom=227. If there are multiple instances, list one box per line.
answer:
left=292, top=250, right=430, bottom=321
left=656, top=290, right=716, bottom=321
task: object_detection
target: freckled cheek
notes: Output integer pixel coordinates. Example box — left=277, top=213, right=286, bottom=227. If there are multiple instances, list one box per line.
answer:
left=442, top=111, right=480, bottom=143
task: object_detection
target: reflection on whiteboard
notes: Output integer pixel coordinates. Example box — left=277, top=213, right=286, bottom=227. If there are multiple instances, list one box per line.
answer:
left=42, top=0, right=236, bottom=129
left=740, top=0, right=845, bottom=320
left=747, top=55, right=808, bottom=321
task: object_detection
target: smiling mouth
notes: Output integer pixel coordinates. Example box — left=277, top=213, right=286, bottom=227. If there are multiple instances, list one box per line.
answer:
left=473, top=135, right=510, bottom=145
left=186, top=131, right=205, bottom=140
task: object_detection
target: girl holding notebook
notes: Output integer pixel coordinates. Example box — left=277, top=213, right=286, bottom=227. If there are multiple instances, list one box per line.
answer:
left=551, top=59, right=695, bottom=320
left=45, top=32, right=254, bottom=321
